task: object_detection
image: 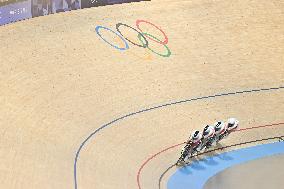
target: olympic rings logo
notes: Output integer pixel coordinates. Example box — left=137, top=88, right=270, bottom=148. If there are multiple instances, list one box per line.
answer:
left=95, top=19, right=171, bottom=58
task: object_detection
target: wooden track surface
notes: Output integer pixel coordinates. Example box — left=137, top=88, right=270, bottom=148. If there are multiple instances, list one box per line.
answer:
left=0, top=0, right=283, bottom=189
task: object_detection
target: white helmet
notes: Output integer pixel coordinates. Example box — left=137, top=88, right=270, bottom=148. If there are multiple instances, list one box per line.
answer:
left=190, top=130, right=202, bottom=143
left=227, top=118, right=239, bottom=131
left=214, top=121, right=226, bottom=134
left=203, top=125, right=215, bottom=138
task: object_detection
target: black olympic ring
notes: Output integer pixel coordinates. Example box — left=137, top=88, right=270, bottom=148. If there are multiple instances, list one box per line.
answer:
left=116, top=23, right=149, bottom=48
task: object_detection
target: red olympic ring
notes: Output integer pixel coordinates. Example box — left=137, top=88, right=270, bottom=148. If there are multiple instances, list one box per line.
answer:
left=136, top=19, right=169, bottom=45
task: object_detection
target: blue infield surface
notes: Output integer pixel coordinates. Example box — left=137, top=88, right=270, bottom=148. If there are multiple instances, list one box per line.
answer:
left=168, top=141, right=284, bottom=189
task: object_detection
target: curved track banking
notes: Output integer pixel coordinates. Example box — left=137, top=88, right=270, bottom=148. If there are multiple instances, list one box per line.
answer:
left=74, top=86, right=284, bottom=189
left=156, top=132, right=284, bottom=189
left=137, top=122, right=284, bottom=189
left=0, top=0, right=284, bottom=189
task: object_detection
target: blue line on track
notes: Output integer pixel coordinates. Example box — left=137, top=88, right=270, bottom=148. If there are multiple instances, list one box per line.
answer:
left=73, top=85, right=284, bottom=189
left=167, top=141, right=284, bottom=189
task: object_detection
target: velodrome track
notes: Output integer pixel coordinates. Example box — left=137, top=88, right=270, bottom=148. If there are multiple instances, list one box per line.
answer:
left=0, top=0, right=284, bottom=189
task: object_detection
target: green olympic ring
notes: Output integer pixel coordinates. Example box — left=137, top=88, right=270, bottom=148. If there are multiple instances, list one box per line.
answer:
left=138, top=32, right=171, bottom=58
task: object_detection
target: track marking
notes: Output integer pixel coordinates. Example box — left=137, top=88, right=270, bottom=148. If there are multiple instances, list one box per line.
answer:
left=137, top=122, right=284, bottom=189
left=73, top=85, right=284, bottom=189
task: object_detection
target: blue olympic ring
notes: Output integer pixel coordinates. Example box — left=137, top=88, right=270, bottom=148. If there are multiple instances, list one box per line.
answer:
left=95, top=25, right=129, bottom=51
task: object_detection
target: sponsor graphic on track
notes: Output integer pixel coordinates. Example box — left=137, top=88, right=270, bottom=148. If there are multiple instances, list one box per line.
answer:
left=0, top=0, right=32, bottom=25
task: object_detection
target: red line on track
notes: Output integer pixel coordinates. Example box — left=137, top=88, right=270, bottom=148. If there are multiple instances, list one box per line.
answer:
left=235, top=122, right=284, bottom=132
left=136, top=122, right=284, bottom=189
left=136, top=143, right=184, bottom=189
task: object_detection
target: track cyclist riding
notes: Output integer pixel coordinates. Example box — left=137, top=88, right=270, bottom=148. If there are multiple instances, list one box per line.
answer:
left=190, top=130, right=203, bottom=153
left=176, top=118, right=239, bottom=166
left=213, top=121, right=227, bottom=142
left=227, top=117, right=239, bottom=132
left=214, top=118, right=239, bottom=143
left=176, top=130, right=203, bottom=165
left=200, top=125, right=216, bottom=150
